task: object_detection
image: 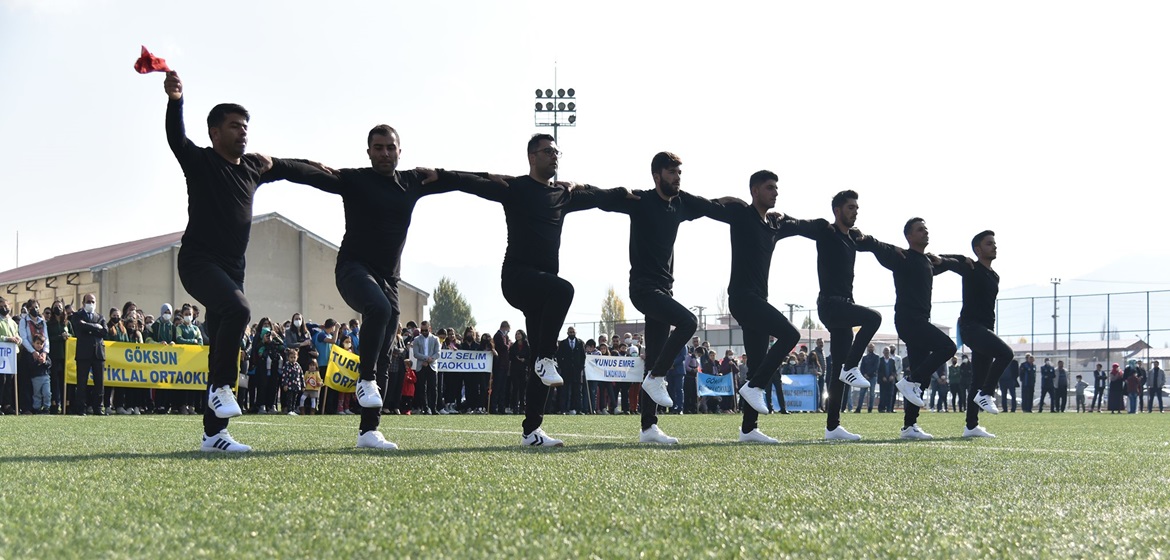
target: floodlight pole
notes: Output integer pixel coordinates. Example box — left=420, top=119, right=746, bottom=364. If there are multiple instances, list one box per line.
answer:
left=534, top=68, right=577, bottom=181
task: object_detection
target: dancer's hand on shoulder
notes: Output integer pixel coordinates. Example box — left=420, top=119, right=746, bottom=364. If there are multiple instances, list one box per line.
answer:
left=252, top=154, right=273, bottom=174
left=489, top=174, right=513, bottom=186
left=415, top=167, right=438, bottom=184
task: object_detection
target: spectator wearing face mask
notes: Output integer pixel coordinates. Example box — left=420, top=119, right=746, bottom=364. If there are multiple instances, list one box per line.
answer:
left=114, top=302, right=148, bottom=415
left=70, top=294, right=107, bottom=416
left=174, top=304, right=204, bottom=414
left=18, top=298, right=49, bottom=414
left=46, top=302, right=72, bottom=414
left=148, top=304, right=178, bottom=413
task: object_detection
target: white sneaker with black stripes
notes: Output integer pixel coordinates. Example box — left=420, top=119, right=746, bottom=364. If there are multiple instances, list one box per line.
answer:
left=900, top=424, right=933, bottom=440
left=839, top=366, right=870, bottom=389
left=207, top=385, right=242, bottom=418
left=520, top=427, right=564, bottom=447
left=895, top=377, right=926, bottom=408
left=535, top=358, right=564, bottom=387
left=355, top=379, right=383, bottom=409
left=973, top=391, right=1000, bottom=414
left=200, top=430, right=252, bottom=453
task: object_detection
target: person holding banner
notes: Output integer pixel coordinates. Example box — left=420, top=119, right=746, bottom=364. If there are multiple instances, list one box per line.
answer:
left=161, top=70, right=303, bottom=451
left=950, top=231, right=1011, bottom=437
left=0, top=297, right=21, bottom=414
left=720, top=170, right=829, bottom=443
left=810, top=191, right=904, bottom=441
left=864, top=217, right=970, bottom=440
left=441, top=134, right=637, bottom=446
left=603, top=152, right=740, bottom=444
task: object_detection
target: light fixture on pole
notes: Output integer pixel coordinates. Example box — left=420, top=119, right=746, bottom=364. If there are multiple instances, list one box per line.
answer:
left=533, top=86, right=576, bottom=145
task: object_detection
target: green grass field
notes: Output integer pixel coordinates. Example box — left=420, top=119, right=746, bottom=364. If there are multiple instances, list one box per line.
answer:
left=0, top=411, right=1166, bottom=559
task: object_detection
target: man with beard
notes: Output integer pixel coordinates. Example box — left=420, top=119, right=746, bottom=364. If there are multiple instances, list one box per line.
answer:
left=604, top=152, right=740, bottom=444
left=443, top=134, right=636, bottom=446
left=261, top=124, right=513, bottom=449
left=162, top=71, right=308, bottom=452
left=949, top=231, right=1013, bottom=437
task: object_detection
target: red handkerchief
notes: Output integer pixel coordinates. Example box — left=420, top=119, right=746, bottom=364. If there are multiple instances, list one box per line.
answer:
left=134, top=46, right=170, bottom=74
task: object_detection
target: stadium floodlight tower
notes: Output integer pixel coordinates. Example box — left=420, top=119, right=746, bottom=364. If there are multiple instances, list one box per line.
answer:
left=533, top=86, right=576, bottom=145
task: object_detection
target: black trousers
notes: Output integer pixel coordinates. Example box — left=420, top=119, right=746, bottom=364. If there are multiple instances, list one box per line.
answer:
left=1091, top=386, right=1106, bottom=410
left=1055, top=387, right=1068, bottom=412
left=1021, top=386, right=1034, bottom=412
left=732, top=294, right=801, bottom=434
left=631, top=286, right=698, bottom=431
left=336, top=260, right=400, bottom=433
left=898, top=316, right=958, bottom=428
left=178, top=252, right=250, bottom=437
left=999, top=386, right=1017, bottom=412
left=960, top=321, right=1014, bottom=429
left=1148, top=388, right=1164, bottom=412
left=75, top=359, right=105, bottom=412
left=817, top=296, right=881, bottom=430
left=557, top=372, right=583, bottom=413
left=501, top=266, right=574, bottom=435
left=1038, top=385, right=1054, bottom=412
left=683, top=372, right=698, bottom=414
left=417, top=366, right=438, bottom=412
left=490, top=368, right=509, bottom=413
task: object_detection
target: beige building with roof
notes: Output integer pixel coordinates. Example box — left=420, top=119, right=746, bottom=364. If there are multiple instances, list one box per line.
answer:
left=0, top=213, right=429, bottom=328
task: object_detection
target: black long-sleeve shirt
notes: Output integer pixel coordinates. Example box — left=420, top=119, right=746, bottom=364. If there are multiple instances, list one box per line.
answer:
left=871, top=248, right=964, bottom=321
left=166, top=97, right=294, bottom=271
left=606, top=190, right=736, bottom=292
left=945, top=255, right=1000, bottom=329
left=723, top=199, right=827, bottom=299
left=808, top=226, right=891, bottom=302
left=449, top=174, right=628, bottom=274
left=267, top=162, right=484, bottom=281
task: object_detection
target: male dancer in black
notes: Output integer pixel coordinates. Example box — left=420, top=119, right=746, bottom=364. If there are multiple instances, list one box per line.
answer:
left=866, top=218, right=971, bottom=440
left=726, top=171, right=828, bottom=443
left=163, top=71, right=302, bottom=452
left=451, top=134, right=634, bottom=446
left=950, top=230, right=1010, bottom=437
left=606, top=152, right=737, bottom=444
left=264, top=124, right=512, bottom=449
left=810, top=190, right=896, bottom=441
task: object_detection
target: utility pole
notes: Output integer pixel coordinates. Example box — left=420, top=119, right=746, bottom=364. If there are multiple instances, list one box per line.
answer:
left=1051, top=278, right=1061, bottom=359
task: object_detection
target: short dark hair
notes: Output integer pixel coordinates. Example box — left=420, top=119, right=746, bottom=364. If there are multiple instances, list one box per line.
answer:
left=904, top=217, right=924, bottom=236
left=971, top=230, right=995, bottom=250
left=527, top=133, right=555, bottom=153
left=651, top=151, right=682, bottom=175
left=367, top=124, right=399, bottom=147
left=749, top=170, right=778, bottom=189
left=324, top=318, right=337, bottom=329
left=831, top=190, right=858, bottom=210
left=206, top=103, right=249, bottom=128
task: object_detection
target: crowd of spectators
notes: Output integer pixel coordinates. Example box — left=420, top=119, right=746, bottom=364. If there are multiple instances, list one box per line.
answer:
left=0, top=295, right=1164, bottom=417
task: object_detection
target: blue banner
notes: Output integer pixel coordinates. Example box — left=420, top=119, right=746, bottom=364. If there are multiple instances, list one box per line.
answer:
left=696, top=372, right=735, bottom=397
left=772, top=373, right=818, bottom=412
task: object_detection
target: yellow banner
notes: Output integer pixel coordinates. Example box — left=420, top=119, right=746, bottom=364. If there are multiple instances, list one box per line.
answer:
left=324, top=344, right=359, bottom=393
left=64, top=338, right=223, bottom=391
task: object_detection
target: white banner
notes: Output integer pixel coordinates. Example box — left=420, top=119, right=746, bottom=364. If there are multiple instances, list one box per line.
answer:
left=436, top=349, right=493, bottom=373
left=0, top=341, right=15, bottom=375
left=584, top=354, right=645, bottom=383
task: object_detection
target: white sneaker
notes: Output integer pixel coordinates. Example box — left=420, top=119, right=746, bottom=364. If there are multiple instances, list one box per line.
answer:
left=520, top=427, right=564, bottom=447
left=639, top=424, right=679, bottom=445
left=355, top=379, right=384, bottom=409
left=973, top=391, right=1000, bottom=414
left=839, top=366, right=870, bottom=389
left=131, top=407, right=141, bottom=415
left=534, top=357, right=564, bottom=387
left=208, top=385, right=243, bottom=418
left=824, top=426, right=862, bottom=441
left=738, top=428, right=779, bottom=444
left=116, top=407, right=131, bottom=415
left=900, top=424, right=934, bottom=440
left=200, top=430, right=252, bottom=453
left=287, top=411, right=298, bottom=416
left=356, top=430, right=399, bottom=450
left=258, top=405, right=267, bottom=414
left=895, top=378, right=926, bottom=408
left=738, top=384, right=770, bottom=414
left=962, top=425, right=997, bottom=438
left=642, top=375, right=673, bottom=408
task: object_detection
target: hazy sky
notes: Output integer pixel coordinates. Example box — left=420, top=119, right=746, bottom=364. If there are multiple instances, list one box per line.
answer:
left=2, top=1, right=1168, bottom=344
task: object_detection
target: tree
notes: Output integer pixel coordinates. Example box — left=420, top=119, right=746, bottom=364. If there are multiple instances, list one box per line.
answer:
left=801, top=315, right=822, bottom=330
left=715, top=288, right=728, bottom=320
left=600, top=286, right=626, bottom=335
left=430, top=276, right=475, bottom=331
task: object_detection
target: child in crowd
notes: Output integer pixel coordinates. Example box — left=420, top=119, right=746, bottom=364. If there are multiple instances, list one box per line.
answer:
left=281, top=347, right=304, bottom=415
left=1075, top=374, right=1088, bottom=413
left=302, top=366, right=322, bottom=415
left=400, top=366, right=416, bottom=415
left=29, top=334, right=52, bottom=414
